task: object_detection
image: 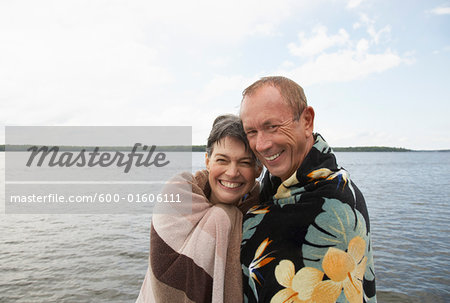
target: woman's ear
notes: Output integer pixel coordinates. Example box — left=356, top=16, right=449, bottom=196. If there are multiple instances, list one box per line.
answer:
left=205, top=152, right=210, bottom=171
left=256, top=164, right=263, bottom=177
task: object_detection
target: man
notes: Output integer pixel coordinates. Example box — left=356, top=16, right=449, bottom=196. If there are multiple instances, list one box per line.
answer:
left=239, top=76, right=376, bottom=303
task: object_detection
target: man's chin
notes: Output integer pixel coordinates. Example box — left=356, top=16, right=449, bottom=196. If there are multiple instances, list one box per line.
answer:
left=267, top=166, right=296, bottom=181
left=262, top=153, right=287, bottom=176
left=266, top=166, right=284, bottom=179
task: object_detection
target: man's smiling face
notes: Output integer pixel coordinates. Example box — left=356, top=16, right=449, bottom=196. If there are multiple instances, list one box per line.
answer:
left=240, top=84, right=314, bottom=181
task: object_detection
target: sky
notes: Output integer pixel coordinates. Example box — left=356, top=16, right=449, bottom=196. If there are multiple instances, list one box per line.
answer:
left=0, top=0, right=449, bottom=150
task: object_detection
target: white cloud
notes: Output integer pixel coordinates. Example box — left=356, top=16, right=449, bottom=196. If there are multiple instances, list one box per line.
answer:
left=208, top=57, right=233, bottom=68
left=356, top=39, right=369, bottom=52
left=282, top=14, right=406, bottom=86
left=347, top=0, right=366, bottom=9
left=172, top=73, right=266, bottom=143
left=281, top=60, right=295, bottom=68
left=196, top=75, right=249, bottom=105
left=428, top=6, right=450, bottom=15
left=358, top=14, right=391, bottom=44
left=442, top=45, right=450, bottom=52
left=288, top=15, right=391, bottom=60
left=0, top=1, right=173, bottom=127
left=433, top=45, right=450, bottom=54
left=353, top=22, right=362, bottom=29
left=0, top=1, right=443, bottom=151
left=288, top=25, right=350, bottom=57
left=282, top=47, right=405, bottom=86
left=0, top=0, right=308, bottom=129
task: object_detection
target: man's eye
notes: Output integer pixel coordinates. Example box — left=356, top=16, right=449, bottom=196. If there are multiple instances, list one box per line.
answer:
left=216, top=159, right=226, bottom=163
left=246, top=130, right=257, bottom=137
left=268, top=125, right=279, bottom=132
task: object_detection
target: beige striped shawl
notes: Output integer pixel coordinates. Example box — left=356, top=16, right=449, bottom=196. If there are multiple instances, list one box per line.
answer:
left=136, top=170, right=259, bottom=303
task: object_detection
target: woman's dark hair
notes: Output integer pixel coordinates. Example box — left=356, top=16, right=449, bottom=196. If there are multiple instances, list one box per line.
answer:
left=206, top=114, right=258, bottom=164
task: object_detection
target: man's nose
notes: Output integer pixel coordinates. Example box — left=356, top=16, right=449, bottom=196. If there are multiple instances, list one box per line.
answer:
left=255, top=132, right=272, bottom=153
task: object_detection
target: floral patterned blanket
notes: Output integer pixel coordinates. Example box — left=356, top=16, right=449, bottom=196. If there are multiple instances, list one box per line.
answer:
left=241, top=134, right=376, bottom=303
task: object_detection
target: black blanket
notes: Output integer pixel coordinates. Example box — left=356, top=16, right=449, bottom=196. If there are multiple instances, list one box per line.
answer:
left=241, top=134, right=376, bottom=303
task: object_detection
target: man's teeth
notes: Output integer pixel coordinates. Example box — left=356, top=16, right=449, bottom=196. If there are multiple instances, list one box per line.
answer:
left=265, top=152, right=281, bottom=161
left=220, top=181, right=241, bottom=188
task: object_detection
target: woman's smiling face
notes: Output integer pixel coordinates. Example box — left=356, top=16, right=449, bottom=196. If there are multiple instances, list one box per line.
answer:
left=206, top=136, right=261, bottom=205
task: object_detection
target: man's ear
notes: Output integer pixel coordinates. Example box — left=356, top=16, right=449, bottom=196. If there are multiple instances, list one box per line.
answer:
left=205, top=152, right=210, bottom=171
left=302, top=106, right=315, bottom=138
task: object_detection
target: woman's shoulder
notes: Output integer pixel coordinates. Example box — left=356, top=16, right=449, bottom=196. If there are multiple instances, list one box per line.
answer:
left=238, top=181, right=260, bottom=214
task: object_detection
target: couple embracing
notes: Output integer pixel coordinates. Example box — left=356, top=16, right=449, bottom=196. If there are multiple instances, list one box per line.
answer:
left=137, top=76, right=377, bottom=303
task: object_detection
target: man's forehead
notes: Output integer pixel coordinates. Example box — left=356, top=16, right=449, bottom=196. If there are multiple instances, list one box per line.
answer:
left=241, top=85, right=288, bottom=109
left=241, top=92, right=292, bottom=126
left=241, top=111, right=288, bottom=130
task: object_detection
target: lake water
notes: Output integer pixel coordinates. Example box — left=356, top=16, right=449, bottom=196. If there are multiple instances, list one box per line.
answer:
left=1, top=152, right=449, bottom=302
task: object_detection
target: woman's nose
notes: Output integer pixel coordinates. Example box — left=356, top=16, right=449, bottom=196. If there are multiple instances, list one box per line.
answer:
left=225, top=163, right=240, bottom=177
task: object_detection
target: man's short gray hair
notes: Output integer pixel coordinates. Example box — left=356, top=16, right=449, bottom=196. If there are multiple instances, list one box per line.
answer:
left=241, top=76, right=308, bottom=120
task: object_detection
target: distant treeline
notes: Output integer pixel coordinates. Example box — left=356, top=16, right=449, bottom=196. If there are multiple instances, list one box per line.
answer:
left=179, top=146, right=415, bottom=152
left=332, top=146, right=411, bottom=152
left=0, top=144, right=449, bottom=152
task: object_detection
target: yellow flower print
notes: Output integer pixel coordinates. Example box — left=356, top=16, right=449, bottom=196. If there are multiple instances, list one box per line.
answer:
left=249, top=238, right=275, bottom=285
left=307, top=168, right=349, bottom=187
left=248, top=205, right=271, bottom=214
left=312, top=236, right=367, bottom=303
left=272, top=236, right=367, bottom=303
left=271, top=260, right=323, bottom=303
left=307, top=168, right=333, bottom=182
left=307, top=169, right=356, bottom=200
left=275, top=174, right=300, bottom=199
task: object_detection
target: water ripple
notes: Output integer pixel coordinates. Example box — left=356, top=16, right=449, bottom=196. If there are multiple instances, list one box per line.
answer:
left=1, top=152, right=449, bottom=302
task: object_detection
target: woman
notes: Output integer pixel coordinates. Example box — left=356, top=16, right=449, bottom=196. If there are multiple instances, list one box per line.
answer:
left=136, top=114, right=262, bottom=303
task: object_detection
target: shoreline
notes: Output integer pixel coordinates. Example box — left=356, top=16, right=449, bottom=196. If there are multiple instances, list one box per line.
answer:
left=1, top=145, right=449, bottom=152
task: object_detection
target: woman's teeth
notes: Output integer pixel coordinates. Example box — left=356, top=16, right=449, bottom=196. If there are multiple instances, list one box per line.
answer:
left=220, top=180, right=241, bottom=188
